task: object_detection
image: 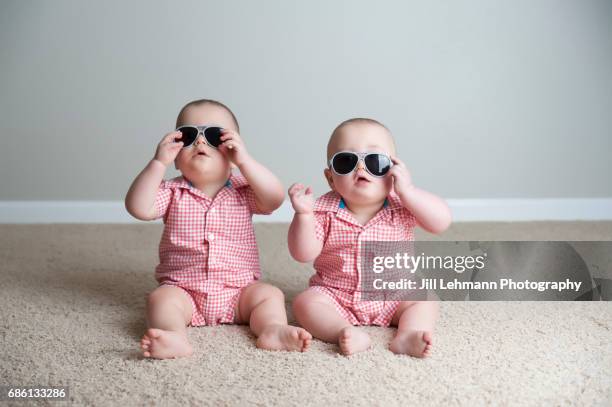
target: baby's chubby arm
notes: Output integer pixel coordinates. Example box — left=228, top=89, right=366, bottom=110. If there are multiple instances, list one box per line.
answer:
left=218, top=130, right=284, bottom=213
left=287, top=183, right=323, bottom=262
left=124, top=131, right=183, bottom=220
left=388, top=156, right=452, bottom=234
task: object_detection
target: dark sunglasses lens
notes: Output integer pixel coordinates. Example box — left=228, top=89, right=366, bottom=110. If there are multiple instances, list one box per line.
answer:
left=177, top=127, right=198, bottom=146
left=364, top=154, right=391, bottom=176
left=332, top=153, right=359, bottom=175
left=204, top=127, right=223, bottom=148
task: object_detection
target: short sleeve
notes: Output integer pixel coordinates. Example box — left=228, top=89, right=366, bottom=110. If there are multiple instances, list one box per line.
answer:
left=237, top=185, right=273, bottom=215
left=314, top=211, right=330, bottom=241
left=398, top=207, right=417, bottom=228
left=386, top=190, right=417, bottom=229
left=153, top=182, right=173, bottom=220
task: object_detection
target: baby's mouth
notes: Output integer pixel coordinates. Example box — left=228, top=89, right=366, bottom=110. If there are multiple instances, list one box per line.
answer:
left=356, top=175, right=371, bottom=183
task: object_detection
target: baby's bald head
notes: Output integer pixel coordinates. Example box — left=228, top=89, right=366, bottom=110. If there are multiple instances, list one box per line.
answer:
left=176, top=99, right=239, bottom=132
left=326, top=118, right=396, bottom=161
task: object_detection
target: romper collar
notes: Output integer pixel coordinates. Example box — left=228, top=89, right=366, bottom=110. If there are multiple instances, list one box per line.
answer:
left=339, top=198, right=389, bottom=209
left=313, top=190, right=403, bottom=213
left=163, top=172, right=249, bottom=202
left=165, top=172, right=250, bottom=191
left=187, top=178, right=232, bottom=188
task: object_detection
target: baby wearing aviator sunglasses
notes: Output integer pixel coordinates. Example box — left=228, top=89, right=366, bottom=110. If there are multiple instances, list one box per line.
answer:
left=125, top=99, right=312, bottom=359
left=288, top=118, right=452, bottom=357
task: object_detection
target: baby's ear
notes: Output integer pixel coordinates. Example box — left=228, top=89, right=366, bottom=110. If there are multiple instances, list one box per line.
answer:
left=324, top=168, right=335, bottom=191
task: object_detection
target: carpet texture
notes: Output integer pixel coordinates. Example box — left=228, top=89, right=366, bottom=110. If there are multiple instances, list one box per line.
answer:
left=1, top=222, right=611, bottom=406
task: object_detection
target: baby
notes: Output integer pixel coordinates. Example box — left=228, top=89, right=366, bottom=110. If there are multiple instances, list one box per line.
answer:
left=288, top=118, right=451, bottom=357
left=126, top=99, right=311, bottom=359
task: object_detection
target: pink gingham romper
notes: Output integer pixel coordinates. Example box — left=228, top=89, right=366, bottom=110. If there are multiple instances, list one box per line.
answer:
left=308, top=190, right=417, bottom=327
left=153, top=173, right=270, bottom=326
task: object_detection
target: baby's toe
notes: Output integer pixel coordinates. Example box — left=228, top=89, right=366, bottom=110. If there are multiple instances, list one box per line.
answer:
left=147, top=328, right=163, bottom=339
left=298, top=329, right=312, bottom=341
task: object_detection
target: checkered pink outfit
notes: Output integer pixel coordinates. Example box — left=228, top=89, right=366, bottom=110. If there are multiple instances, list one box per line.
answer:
left=308, top=190, right=416, bottom=327
left=153, top=173, right=270, bottom=326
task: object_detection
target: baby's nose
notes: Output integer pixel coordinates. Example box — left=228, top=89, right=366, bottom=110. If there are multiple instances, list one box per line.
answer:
left=356, top=160, right=366, bottom=170
left=195, top=135, right=206, bottom=145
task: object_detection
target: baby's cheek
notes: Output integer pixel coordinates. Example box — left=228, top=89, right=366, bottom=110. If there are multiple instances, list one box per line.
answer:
left=333, top=177, right=354, bottom=194
left=377, top=180, right=393, bottom=200
left=174, top=153, right=189, bottom=171
left=383, top=176, right=394, bottom=190
left=213, top=153, right=232, bottom=171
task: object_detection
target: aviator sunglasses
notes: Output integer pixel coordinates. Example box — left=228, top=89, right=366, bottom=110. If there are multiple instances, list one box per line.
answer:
left=328, top=151, right=393, bottom=177
left=175, top=125, right=224, bottom=148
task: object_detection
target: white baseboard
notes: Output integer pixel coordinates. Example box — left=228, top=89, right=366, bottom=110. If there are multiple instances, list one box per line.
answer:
left=446, top=198, right=612, bottom=221
left=1, top=198, right=611, bottom=223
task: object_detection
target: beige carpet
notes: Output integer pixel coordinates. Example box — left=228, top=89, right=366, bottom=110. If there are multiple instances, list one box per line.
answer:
left=1, top=222, right=611, bottom=406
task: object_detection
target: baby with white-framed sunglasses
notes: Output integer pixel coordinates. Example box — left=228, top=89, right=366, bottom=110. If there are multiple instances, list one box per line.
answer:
left=125, top=99, right=312, bottom=359
left=288, top=117, right=452, bottom=357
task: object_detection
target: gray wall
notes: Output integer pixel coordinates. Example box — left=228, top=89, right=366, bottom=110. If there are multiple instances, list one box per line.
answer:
left=1, top=0, right=611, bottom=200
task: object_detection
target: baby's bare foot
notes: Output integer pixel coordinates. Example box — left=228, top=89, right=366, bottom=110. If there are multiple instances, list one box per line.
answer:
left=389, top=330, right=433, bottom=358
left=338, top=326, right=371, bottom=356
left=256, top=324, right=312, bottom=352
left=140, top=328, right=193, bottom=359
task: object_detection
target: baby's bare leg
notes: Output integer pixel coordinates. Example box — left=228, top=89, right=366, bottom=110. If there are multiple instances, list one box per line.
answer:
left=140, top=285, right=194, bottom=359
left=389, top=300, right=439, bottom=358
left=292, top=290, right=371, bottom=355
left=237, top=282, right=312, bottom=352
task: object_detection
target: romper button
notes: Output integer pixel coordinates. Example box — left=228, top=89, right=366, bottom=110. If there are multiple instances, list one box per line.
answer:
left=209, top=208, right=216, bottom=214
left=208, top=233, right=214, bottom=241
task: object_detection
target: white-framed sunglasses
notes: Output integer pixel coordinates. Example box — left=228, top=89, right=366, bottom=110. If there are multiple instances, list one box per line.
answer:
left=328, top=151, right=393, bottom=177
left=175, top=125, right=224, bottom=148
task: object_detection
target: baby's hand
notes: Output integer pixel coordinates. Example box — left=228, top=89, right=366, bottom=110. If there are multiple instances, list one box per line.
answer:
left=218, top=129, right=251, bottom=167
left=289, top=183, right=315, bottom=214
left=154, top=131, right=184, bottom=166
left=388, top=156, right=415, bottom=196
